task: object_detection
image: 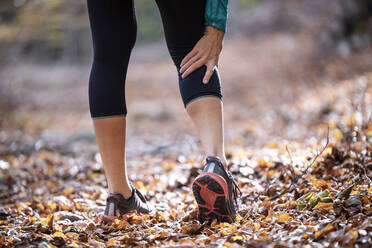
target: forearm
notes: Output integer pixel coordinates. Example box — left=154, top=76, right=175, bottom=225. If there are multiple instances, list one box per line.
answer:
left=205, top=0, right=228, bottom=32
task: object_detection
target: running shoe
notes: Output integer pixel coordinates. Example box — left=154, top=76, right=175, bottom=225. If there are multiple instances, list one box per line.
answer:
left=101, top=184, right=153, bottom=221
left=192, top=156, right=242, bottom=223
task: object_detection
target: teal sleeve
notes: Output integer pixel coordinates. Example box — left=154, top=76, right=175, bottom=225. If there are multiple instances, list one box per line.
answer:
left=205, top=0, right=228, bottom=32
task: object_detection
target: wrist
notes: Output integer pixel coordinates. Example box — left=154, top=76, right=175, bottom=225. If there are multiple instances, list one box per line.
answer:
left=206, top=26, right=225, bottom=39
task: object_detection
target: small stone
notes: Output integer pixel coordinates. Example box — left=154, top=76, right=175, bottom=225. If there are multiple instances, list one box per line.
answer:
left=50, top=236, right=66, bottom=247
left=358, top=229, right=367, bottom=236
left=240, top=166, right=254, bottom=176
left=344, top=194, right=362, bottom=207
left=56, top=211, right=83, bottom=222
left=38, top=241, right=49, bottom=248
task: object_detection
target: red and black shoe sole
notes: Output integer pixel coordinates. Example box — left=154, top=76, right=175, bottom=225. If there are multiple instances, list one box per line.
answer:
left=192, top=172, right=232, bottom=223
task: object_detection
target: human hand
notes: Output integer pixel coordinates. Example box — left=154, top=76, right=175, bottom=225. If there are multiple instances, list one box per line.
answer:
left=180, top=26, right=225, bottom=84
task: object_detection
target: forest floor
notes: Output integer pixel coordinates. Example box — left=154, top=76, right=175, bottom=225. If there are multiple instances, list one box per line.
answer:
left=0, top=32, right=371, bottom=247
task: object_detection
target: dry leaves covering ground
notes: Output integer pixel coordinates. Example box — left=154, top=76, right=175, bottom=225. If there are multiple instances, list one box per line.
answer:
left=1, top=74, right=371, bottom=247
left=0, top=37, right=372, bottom=247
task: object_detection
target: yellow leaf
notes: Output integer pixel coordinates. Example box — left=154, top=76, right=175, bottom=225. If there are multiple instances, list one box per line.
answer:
left=328, top=120, right=336, bottom=129
left=229, top=225, right=238, bottom=234
left=52, top=232, right=66, bottom=239
left=157, top=212, right=169, bottom=222
left=258, top=232, right=269, bottom=241
left=314, top=224, right=334, bottom=238
left=218, top=222, right=232, bottom=228
left=63, top=187, right=74, bottom=195
left=267, top=141, right=278, bottom=149
left=323, top=147, right=333, bottom=156
left=332, top=129, right=343, bottom=143
left=348, top=230, right=358, bottom=238
left=153, top=231, right=168, bottom=240
left=309, top=161, right=318, bottom=168
left=234, top=149, right=247, bottom=159
left=106, top=239, right=118, bottom=246
left=7, top=237, right=13, bottom=244
left=264, top=217, right=272, bottom=222
left=208, top=234, right=219, bottom=242
left=210, top=218, right=218, bottom=228
left=276, top=213, right=292, bottom=222
left=128, top=215, right=143, bottom=224
left=347, top=115, right=355, bottom=127
left=65, top=232, right=79, bottom=239
left=181, top=224, right=200, bottom=234
left=219, top=229, right=229, bottom=235
left=46, top=214, right=54, bottom=230
left=368, top=129, right=372, bottom=137
left=170, top=209, right=177, bottom=220
left=90, top=172, right=100, bottom=179
left=254, top=223, right=260, bottom=232
left=311, top=178, right=327, bottom=188
left=114, top=220, right=127, bottom=229
left=235, top=214, right=242, bottom=221
left=223, top=242, right=236, bottom=248
left=232, top=235, right=244, bottom=241
left=180, top=209, right=185, bottom=217
left=313, top=203, right=333, bottom=210
left=47, top=202, right=57, bottom=211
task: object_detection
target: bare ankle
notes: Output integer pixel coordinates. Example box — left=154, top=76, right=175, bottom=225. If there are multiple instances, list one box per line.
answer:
left=110, top=185, right=132, bottom=199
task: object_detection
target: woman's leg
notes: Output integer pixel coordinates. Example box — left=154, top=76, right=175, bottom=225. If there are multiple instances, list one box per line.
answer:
left=155, top=0, right=226, bottom=165
left=186, top=98, right=227, bottom=165
left=93, top=118, right=131, bottom=198
left=156, top=0, right=241, bottom=223
left=87, top=0, right=136, bottom=199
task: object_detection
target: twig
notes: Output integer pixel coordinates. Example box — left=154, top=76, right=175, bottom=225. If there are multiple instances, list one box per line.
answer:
left=356, top=161, right=372, bottom=185
left=285, top=145, right=296, bottom=181
left=270, top=127, right=330, bottom=201
left=269, top=182, right=293, bottom=201
left=305, top=126, right=330, bottom=174
left=269, top=145, right=295, bottom=201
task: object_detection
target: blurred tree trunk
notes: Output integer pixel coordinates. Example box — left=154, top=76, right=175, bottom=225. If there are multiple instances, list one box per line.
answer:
left=326, top=0, right=372, bottom=56
left=338, top=0, right=371, bottom=41
left=0, top=0, right=13, bottom=12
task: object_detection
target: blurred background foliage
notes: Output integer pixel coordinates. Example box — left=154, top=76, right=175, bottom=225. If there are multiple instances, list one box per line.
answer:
left=0, top=0, right=165, bottom=63
left=0, top=0, right=371, bottom=64
left=0, top=0, right=371, bottom=127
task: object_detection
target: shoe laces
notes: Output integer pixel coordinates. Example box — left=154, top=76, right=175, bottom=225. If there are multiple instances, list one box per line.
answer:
left=207, top=156, right=242, bottom=207
left=226, top=170, right=242, bottom=207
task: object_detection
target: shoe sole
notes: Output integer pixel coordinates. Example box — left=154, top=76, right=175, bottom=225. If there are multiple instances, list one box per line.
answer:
left=192, top=172, right=231, bottom=223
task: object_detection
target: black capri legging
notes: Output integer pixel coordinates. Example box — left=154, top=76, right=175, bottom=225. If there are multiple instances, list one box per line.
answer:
left=87, top=0, right=223, bottom=118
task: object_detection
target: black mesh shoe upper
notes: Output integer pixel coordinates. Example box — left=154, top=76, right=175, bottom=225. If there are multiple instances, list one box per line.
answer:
left=104, top=185, right=153, bottom=217
left=202, top=156, right=242, bottom=219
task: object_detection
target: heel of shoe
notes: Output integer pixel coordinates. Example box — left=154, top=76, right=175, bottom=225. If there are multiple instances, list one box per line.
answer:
left=192, top=173, right=230, bottom=223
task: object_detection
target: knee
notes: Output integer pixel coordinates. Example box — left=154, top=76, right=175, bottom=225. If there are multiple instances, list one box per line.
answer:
left=177, top=65, right=223, bottom=107
left=93, top=40, right=135, bottom=66
left=92, top=24, right=136, bottom=65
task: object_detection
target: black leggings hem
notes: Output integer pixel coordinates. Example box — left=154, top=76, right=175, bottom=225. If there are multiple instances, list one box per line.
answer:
left=184, top=93, right=223, bottom=108
left=91, top=114, right=127, bottom=120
